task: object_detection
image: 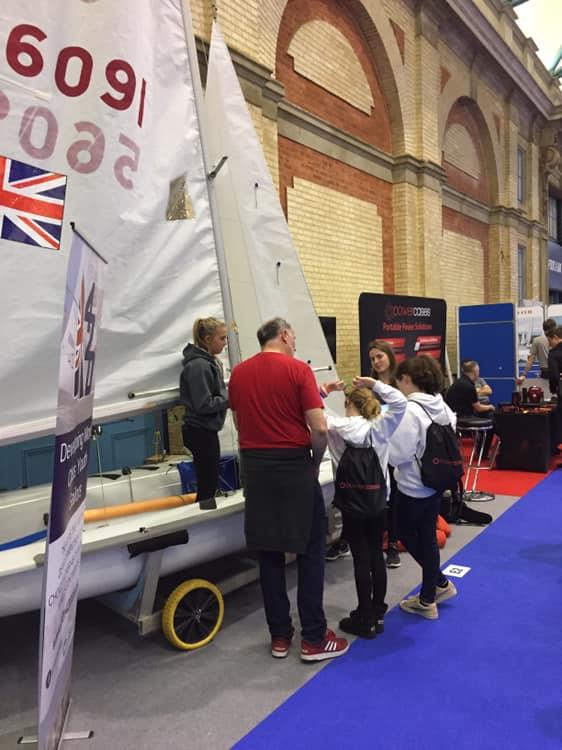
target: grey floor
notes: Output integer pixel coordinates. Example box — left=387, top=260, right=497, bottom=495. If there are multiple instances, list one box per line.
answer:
left=0, top=494, right=518, bottom=750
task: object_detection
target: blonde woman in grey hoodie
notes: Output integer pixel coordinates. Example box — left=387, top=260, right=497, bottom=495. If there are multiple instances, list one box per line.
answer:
left=326, top=379, right=406, bottom=638
left=389, top=356, right=458, bottom=620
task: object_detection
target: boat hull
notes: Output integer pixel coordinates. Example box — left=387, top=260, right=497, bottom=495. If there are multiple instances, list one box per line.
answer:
left=0, top=461, right=334, bottom=617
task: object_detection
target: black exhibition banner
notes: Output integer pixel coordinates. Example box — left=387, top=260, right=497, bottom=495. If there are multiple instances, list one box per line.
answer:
left=359, top=293, right=447, bottom=375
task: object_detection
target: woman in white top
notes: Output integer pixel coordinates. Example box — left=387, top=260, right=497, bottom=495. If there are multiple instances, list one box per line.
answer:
left=389, top=355, right=458, bottom=620
left=326, top=380, right=406, bottom=637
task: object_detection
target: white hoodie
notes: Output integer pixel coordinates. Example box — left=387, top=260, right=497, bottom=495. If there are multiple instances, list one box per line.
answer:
left=389, top=392, right=457, bottom=498
left=326, top=381, right=407, bottom=500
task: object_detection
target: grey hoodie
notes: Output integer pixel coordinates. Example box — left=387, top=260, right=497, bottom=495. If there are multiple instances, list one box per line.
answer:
left=180, top=343, right=229, bottom=431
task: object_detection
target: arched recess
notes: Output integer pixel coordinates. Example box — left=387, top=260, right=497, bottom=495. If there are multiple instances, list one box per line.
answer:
left=439, top=89, right=501, bottom=202
left=262, top=0, right=406, bottom=154
left=442, top=96, right=499, bottom=206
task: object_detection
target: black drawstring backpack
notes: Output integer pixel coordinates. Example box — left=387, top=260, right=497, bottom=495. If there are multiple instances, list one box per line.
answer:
left=333, top=436, right=387, bottom=519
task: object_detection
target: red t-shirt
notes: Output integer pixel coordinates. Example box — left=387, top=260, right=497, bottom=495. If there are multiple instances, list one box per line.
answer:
left=228, top=352, right=323, bottom=449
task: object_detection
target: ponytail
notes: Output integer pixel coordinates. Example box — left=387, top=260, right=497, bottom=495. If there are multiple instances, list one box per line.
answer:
left=193, top=317, right=225, bottom=350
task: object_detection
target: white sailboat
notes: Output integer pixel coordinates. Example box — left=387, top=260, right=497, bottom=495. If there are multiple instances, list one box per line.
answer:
left=0, top=3, right=340, bottom=620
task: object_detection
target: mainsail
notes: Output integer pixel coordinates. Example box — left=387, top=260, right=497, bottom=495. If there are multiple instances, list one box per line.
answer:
left=205, top=23, right=340, bottom=387
left=0, top=0, right=225, bottom=445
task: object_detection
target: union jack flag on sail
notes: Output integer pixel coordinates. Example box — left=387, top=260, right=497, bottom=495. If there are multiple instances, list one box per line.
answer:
left=0, top=155, right=67, bottom=251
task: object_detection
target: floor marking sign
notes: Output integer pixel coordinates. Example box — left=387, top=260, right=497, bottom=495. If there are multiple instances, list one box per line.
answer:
left=442, top=564, right=471, bottom=578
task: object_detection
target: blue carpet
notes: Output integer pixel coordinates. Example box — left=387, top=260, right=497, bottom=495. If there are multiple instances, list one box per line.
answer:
left=234, top=471, right=562, bottom=750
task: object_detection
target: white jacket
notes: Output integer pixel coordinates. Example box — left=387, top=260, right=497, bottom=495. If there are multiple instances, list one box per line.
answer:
left=326, top=381, right=407, bottom=500
left=389, top=392, right=457, bottom=498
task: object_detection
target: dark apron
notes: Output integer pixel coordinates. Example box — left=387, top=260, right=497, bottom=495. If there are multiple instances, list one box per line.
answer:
left=240, top=448, right=316, bottom=554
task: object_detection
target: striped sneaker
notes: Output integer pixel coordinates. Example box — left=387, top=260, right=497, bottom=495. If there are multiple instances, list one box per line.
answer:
left=399, top=595, right=438, bottom=620
left=435, top=580, right=458, bottom=604
left=300, top=629, right=349, bottom=662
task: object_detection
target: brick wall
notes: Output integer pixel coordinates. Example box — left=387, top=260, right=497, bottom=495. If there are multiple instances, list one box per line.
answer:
left=277, top=0, right=392, bottom=153
left=279, top=137, right=394, bottom=286
left=287, top=178, right=384, bottom=380
left=443, top=99, right=490, bottom=204
left=287, top=20, right=374, bottom=114
left=441, top=229, right=485, bottom=368
left=279, top=137, right=392, bottom=379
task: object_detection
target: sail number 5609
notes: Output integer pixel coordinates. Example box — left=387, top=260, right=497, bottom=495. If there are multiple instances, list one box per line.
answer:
left=6, top=24, right=147, bottom=128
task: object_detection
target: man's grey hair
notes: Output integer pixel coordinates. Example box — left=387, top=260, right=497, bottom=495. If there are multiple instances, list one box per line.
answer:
left=461, top=359, right=478, bottom=375
left=257, top=317, right=292, bottom=347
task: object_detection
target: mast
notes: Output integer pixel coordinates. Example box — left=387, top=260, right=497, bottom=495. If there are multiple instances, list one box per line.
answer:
left=179, top=0, right=242, bottom=369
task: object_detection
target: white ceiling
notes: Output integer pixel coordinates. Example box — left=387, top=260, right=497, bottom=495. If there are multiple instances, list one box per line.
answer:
left=514, top=0, right=560, bottom=72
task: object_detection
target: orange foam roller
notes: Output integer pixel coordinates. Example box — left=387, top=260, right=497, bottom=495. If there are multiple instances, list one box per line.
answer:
left=84, top=493, right=197, bottom=523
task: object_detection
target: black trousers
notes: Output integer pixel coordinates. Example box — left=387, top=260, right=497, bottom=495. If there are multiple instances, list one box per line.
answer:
left=397, top=490, right=447, bottom=604
left=181, top=425, right=220, bottom=503
left=387, top=467, right=399, bottom=545
left=343, top=512, right=387, bottom=621
left=258, top=483, right=327, bottom=644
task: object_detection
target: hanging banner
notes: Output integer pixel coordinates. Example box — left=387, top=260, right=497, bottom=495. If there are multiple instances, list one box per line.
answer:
left=516, top=305, right=544, bottom=378
left=0, top=1, right=223, bottom=445
left=358, top=293, right=447, bottom=375
left=38, top=229, right=106, bottom=750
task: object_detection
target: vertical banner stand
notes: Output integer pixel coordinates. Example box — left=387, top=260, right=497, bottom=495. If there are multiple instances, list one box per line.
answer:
left=18, top=705, right=93, bottom=745
left=18, top=225, right=105, bottom=748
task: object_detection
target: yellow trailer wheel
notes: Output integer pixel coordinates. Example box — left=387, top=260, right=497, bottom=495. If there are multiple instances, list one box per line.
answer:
left=162, top=578, right=224, bottom=651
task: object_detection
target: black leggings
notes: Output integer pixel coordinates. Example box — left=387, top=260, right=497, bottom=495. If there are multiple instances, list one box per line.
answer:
left=181, top=425, right=220, bottom=503
left=397, top=490, right=447, bottom=603
left=343, top=512, right=387, bottom=620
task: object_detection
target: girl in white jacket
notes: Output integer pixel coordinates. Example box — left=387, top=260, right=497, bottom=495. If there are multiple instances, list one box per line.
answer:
left=327, top=380, right=407, bottom=637
left=389, top=356, right=458, bottom=620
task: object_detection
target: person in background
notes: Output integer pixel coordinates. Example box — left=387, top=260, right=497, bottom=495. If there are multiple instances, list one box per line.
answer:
left=228, top=317, right=348, bottom=662
left=326, top=380, right=406, bottom=637
left=517, top=318, right=557, bottom=385
left=445, top=359, right=495, bottom=458
left=368, top=339, right=401, bottom=569
left=547, top=326, right=562, bottom=452
left=473, top=361, right=492, bottom=404
left=389, top=356, right=458, bottom=620
left=180, top=317, right=229, bottom=510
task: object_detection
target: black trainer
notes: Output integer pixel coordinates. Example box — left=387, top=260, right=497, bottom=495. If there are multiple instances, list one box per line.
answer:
left=386, top=546, right=401, bottom=568
left=373, top=602, right=388, bottom=634
left=325, top=540, right=351, bottom=561
left=199, top=497, right=217, bottom=510
left=339, top=610, right=375, bottom=639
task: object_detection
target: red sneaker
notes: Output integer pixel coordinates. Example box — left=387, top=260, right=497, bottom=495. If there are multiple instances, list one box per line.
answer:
left=271, top=633, right=293, bottom=658
left=300, top=629, right=349, bottom=662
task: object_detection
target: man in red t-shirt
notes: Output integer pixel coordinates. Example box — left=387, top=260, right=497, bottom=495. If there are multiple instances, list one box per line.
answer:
left=229, top=317, right=348, bottom=662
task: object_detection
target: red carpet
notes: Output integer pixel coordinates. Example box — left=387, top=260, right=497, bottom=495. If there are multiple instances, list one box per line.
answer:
left=461, top=439, right=560, bottom=496
left=471, top=466, right=553, bottom=496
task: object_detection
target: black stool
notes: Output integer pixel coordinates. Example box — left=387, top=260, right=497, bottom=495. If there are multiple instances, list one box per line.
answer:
left=457, top=417, right=500, bottom=502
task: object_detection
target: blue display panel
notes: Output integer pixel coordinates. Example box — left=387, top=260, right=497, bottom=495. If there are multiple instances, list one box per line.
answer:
left=458, top=303, right=516, bottom=405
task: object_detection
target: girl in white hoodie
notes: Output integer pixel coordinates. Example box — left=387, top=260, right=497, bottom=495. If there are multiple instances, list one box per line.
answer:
left=327, top=380, right=407, bottom=637
left=389, top=356, right=458, bottom=620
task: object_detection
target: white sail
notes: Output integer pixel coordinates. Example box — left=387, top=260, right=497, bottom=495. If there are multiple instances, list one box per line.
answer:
left=0, top=0, right=224, bottom=445
left=0, top=10, right=342, bottom=619
left=204, top=23, right=339, bottom=386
